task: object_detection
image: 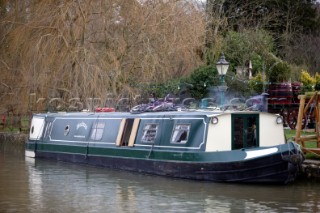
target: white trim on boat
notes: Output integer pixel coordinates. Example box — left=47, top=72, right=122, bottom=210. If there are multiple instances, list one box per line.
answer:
left=244, top=147, right=278, bottom=160
left=25, top=150, right=36, bottom=158
left=48, top=116, right=207, bottom=150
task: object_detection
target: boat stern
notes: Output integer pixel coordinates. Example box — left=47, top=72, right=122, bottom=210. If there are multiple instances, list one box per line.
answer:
left=25, top=115, right=46, bottom=158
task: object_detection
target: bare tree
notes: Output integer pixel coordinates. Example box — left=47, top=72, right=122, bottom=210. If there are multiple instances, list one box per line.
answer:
left=0, top=0, right=205, bottom=113
left=204, top=0, right=227, bottom=64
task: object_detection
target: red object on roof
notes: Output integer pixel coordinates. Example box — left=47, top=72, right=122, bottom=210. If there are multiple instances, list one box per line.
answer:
left=95, top=107, right=115, bottom=112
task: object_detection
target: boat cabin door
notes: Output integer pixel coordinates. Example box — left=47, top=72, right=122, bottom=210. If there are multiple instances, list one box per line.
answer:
left=232, top=114, right=259, bottom=150
left=116, top=118, right=140, bottom=147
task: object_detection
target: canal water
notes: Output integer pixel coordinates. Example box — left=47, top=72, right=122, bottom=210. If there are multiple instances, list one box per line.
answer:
left=1, top=143, right=320, bottom=213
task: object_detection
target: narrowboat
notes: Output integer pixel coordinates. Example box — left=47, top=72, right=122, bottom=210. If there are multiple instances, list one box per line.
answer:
left=25, top=110, right=304, bottom=184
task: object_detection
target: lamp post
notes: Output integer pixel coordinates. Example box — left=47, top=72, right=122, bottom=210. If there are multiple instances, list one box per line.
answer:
left=216, top=53, right=229, bottom=107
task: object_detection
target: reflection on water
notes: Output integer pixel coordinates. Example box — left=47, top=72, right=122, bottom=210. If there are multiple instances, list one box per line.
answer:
left=1, top=144, right=320, bottom=213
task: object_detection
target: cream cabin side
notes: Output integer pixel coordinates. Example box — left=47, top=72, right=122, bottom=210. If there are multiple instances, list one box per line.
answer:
left=205, top=114, right=232, bottom=151
left=205, top=112, right=286, bottom=152
left=259, top=113, right=285, bottom=146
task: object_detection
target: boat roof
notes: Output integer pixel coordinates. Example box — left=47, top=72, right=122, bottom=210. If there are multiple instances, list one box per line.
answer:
left=33, top=110, right=268, bottom=119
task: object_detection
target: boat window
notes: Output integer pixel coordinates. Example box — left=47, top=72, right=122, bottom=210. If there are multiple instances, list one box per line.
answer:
left=44, top=122, right=52, bottom=138
left=90, top=122, right=105, bottom=141
left=141, top=123, right=158, bottom=143
left=171, top=124, right=190, bottom=144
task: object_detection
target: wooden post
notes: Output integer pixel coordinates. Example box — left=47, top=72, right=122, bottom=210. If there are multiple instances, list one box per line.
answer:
left=295, top=95, right=306, bottom=146
left=317, top=102, right=320, bottom=148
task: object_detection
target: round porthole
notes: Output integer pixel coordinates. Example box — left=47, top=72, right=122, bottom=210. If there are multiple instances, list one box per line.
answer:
left=276, top=116, right=283, bottom=124
left=64, top=125, right=70, bottom=136
left=211, top=117, right=219, bottom=124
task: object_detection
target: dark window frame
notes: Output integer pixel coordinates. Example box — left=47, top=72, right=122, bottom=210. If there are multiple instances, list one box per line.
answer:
left=170, top=123, right=191, bottom=144
left=90, top=122, right=105, bottom=141
left=141, top=123, right=159, bottom=143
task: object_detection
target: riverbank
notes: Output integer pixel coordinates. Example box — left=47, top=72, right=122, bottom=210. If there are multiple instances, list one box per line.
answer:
left=299, top=160, right=320, bottom=180
left=1, top=132, right=319, bottom=181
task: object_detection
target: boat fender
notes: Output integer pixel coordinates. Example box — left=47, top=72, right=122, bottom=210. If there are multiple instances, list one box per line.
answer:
left=282, top=154, right=304, bottom=165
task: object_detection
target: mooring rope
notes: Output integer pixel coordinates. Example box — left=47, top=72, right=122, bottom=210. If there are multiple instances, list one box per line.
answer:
left=147, top=143, right=154, bottom=159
